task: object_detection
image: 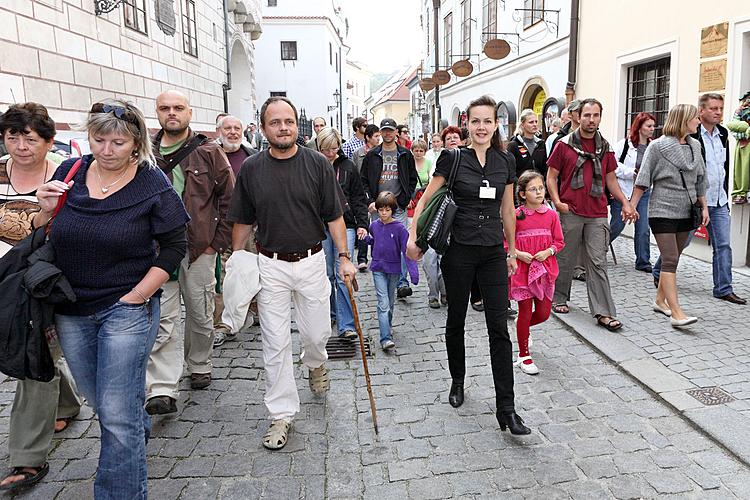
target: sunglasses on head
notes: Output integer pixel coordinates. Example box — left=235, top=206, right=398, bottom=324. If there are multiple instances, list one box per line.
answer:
left=90, top=103, right=138, bottom=125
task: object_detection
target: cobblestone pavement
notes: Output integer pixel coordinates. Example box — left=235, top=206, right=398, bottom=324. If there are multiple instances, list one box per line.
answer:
left=559, top=236, right=750, bottom=464
left=0, top=249, right=749, bottom=498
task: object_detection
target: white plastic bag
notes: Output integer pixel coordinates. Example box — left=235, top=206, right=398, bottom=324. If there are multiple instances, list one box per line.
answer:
left=221, top=250, right=261, bottom=333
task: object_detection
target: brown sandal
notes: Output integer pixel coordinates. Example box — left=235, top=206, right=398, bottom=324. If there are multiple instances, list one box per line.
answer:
left=0, top=463, right=49, bottom=491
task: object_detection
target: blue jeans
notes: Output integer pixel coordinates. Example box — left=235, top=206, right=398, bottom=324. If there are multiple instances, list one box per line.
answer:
left=610, top=192, right=651, bottom=270
left=323, top=229, right=356, bottom=333
left=372, top=271, right=399, bottom=343
left=56, top=299, right=160, bottom=500
left=393, top=208, right=410, bottom=289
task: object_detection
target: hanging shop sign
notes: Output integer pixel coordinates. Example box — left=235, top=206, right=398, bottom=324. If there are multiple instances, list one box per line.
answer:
left=451, top=60, right=473, bottom=77
left=483, top=39, right=511, bottom=60
left=419, top=78, right=436, bottom=91
left=432, top=70, right=451, bottom=85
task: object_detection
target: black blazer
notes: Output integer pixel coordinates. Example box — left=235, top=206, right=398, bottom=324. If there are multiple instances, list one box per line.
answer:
left=506, top=135, right=548, bottom=179
left=690, top=123, right=730, bottom=195
left=360, top=144, right=418, bottom=209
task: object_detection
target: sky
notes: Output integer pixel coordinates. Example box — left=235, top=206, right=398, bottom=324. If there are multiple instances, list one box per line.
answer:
left=345, top=0, right=424, bottom=74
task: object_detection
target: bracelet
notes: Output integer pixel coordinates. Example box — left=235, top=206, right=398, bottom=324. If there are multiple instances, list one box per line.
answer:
left=132, top=286, right=148, bottom=303
left=507, top=253, right=517, bottom=260
left=338, top=252, right=351, bottom=259
left=549, top=246, right=556, bottom=256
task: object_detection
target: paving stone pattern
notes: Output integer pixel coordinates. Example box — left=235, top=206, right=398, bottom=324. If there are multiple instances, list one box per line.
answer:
left=0, top=248, right=748, bottom=498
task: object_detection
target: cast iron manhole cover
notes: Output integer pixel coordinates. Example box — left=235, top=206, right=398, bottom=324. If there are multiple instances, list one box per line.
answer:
left=686, top=386, right=736, bottom=406
left=326, top=336, right=373, bottom=360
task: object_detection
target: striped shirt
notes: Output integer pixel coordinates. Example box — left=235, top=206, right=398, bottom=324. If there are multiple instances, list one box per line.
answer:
left=342, top=136, right=365, bottom=159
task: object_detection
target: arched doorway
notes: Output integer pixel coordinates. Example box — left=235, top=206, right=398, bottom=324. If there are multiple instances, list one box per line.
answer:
left=451, top=106, right=462, bottom=126
left=520, top=84, right=547, bottom=117
left=227, top=40, right=253, bottom=125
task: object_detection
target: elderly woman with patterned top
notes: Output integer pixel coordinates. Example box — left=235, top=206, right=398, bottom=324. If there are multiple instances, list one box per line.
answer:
left=0, top=103, right=83, bottom=493
left=34, top=99, right=190, bottom=500
left=407, top=95, right=530, bottom=435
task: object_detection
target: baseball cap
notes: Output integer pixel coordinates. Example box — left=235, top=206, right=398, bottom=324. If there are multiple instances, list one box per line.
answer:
left=567, top=99, right=582, bottom=113
left=379, top=118, right=397, bottom=130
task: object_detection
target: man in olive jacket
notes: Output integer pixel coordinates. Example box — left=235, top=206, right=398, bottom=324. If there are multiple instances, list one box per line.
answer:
left=146, top=90, right=235, bottom=415
left=360, top=117, right=418, bottom=296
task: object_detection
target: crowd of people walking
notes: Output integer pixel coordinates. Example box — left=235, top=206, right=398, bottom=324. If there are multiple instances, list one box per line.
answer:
left=0, top=89, right=745, bottom=498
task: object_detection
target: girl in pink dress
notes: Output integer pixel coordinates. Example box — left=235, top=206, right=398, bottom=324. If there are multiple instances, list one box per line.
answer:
left=511, top=171, right=565, bottom=374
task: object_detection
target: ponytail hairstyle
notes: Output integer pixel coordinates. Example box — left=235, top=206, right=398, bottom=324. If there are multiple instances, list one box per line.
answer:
left=466, top=95, right=504, bottom=152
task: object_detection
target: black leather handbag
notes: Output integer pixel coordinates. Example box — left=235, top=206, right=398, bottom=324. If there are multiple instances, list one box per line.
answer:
left=423, top=149, right=461, bottom=254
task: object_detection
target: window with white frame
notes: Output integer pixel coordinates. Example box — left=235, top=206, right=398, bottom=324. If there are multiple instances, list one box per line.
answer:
left=483, top=0, right=497, bottom=35
left=182, top=0, right=198, bottom=57
left=123, top=0, right=148, bottom=35
left=461, top=0, right=471, bottom=56
left=280, top=41, right=297, bottom=60
left=443, top=13, right=453, bottom=68
left=523, top=0, right=544, bottom=29
left=625, top=57, right=671, bottom=137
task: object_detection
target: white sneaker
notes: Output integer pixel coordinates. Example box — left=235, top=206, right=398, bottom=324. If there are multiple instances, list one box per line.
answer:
left=381, top=339, right=395, bottom=350
left=514, top=356, right=539, bottom=375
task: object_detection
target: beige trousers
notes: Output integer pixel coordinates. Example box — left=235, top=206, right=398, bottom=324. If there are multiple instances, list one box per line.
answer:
left=146, top=253, right=216, bottom=400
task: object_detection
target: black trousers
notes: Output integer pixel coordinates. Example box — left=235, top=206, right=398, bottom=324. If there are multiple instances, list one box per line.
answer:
left=356, top=238, right=368, bottom=264
left=440, top=242, right=515, bottom=412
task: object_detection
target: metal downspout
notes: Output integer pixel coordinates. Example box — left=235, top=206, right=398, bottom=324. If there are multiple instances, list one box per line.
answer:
left=222, top=0, right=232, bottom=113
left=566, top=0, right=580, bottom=103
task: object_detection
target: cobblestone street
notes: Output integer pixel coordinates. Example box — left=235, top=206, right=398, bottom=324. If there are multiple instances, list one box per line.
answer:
left=1, top=238, right=749, bottom=499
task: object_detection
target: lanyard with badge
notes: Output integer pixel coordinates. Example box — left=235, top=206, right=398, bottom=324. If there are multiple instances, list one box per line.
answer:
left=479, top=178, right=496, bottom=199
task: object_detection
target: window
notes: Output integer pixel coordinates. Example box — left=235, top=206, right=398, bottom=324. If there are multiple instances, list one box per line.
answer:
left=425, top=11, right=430, bottom=56
left=482, top=0, right=497, bottom=35
left=443, top=13, right=452, bottom=68
left=625, top=57, right=671, bottom=137
left=267, top=0, right=277, bottom=6
left=335, top=52, right=339, bottom=73
left=461, top=1, right=471, bottom=55
left=523, top=0, right=544, bottom=29
left=270, top=91, right=287, bottom=97
left=281, top=41, right=297, bottom=60
left=182, top=0, right=198, bottom=57
left=123, top=0, right=147, bottom=35
left=329, top=43, right=333, bottom=65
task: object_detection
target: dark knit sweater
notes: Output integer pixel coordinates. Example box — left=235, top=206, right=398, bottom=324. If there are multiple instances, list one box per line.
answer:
left=50, top=155, right=190, bottom=316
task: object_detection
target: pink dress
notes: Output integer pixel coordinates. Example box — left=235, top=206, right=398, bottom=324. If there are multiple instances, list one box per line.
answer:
left=510, top=205, right=565, bottom=302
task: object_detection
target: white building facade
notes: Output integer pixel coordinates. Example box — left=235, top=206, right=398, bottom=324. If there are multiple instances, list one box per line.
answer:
left=420, top=0, right=571, bottom=139
left=344, top=60, right=372, bottom=139
left=0, top=0, right=263, bottom=133
left=254, top=0, right=348, bottom=139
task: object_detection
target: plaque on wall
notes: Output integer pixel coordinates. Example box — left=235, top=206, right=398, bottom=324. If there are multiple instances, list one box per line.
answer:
left=700, top=22, right=728, bottom=58
left=155, top=0, right=176, bottom=36
left=699, top=59, right=727, bottom=92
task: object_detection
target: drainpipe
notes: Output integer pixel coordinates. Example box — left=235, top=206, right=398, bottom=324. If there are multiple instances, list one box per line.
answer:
left=222, top=0, right=232, bottom=113
left=339, top=45, right=344, bottom=132
left=432, top=0, right=440, bottom=131
left=565, top=0, right=580, bottom=104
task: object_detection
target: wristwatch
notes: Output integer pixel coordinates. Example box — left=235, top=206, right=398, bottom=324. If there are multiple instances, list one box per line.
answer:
left=338, top=252, right=351, bottom=259
left=507, top=253, right=517, bottom=260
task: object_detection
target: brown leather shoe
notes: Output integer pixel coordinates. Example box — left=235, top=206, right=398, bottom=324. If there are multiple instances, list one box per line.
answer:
left=717, top=293, right=747, bottom=305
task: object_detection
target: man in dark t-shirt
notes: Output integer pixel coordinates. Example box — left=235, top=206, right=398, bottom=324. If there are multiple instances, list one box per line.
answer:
left=228, top=97, right=356, bottom=451
left=546, top=98, right=635, bottom=331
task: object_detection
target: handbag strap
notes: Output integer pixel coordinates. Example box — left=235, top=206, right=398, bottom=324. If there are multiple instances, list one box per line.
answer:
left=677, top=168, right=695, bottom=205
left=45, top=158, right=82, bottom=235
left=446, top=149, right=461, bottom=194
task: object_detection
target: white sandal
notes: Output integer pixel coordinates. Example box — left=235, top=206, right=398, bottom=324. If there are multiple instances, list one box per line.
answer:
left=309, top=364, right=330, bottom=394
left=514, top=356, right=539, bottom=375
left=262, top=420, right=291, bottom=450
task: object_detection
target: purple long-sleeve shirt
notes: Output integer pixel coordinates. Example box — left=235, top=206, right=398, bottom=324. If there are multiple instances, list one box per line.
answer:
left=364, top=219, right=419, bottom=284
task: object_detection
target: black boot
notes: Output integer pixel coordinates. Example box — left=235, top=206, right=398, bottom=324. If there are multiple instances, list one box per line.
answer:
left=496, top=411, right=531, bottom=435
left=448, top=382, right=464, bottom=408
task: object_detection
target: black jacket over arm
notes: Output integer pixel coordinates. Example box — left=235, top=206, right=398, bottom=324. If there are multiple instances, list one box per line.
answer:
left=360, top=144, right=418, bottom=209
left=333, top=152, right=369, bottom=230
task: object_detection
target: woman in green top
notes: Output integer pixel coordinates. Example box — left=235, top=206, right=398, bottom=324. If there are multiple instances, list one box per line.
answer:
left=412, top=139, right=432, bottom=186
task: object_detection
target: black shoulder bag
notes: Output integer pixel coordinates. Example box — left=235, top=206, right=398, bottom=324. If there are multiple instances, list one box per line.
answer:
left=423, top=149, right=461, bottom=254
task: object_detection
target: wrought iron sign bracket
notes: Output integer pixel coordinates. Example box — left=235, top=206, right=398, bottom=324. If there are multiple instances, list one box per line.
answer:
left=512, top=8, right=560, bottom=36
left=95, top=0, right=126, bottom=15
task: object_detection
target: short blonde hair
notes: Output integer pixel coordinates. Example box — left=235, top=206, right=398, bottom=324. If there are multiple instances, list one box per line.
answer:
left=411, top=139, right=428, bottom=151
left=316, top=126, right=342, bottom=151
left=662, top=104, right=698, bottom=138
left=86, top=99, right=154, bottom=165
left=515, top=108, right=537, bottom=136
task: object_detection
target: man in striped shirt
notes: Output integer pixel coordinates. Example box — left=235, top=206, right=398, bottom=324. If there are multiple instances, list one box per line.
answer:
left=341, top=117, right=367, bottom=159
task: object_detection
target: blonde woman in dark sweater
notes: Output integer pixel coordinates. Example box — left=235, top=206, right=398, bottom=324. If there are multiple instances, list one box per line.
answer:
left=631, top=104, right=708, bottom=328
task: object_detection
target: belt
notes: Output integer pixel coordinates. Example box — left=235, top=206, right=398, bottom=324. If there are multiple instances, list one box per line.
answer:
left=256, top=242, right=323, bottom=262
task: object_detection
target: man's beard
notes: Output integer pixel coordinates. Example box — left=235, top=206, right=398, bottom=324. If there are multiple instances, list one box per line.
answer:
left=163, top=123, right=188, bottom=136
left=268, top=137, right=295, bottom=150
left=222, top=140, right=241, bottom=153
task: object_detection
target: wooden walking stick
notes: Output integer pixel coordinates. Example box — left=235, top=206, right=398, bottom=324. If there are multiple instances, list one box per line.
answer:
left=344, top=275, right=379, bottom=435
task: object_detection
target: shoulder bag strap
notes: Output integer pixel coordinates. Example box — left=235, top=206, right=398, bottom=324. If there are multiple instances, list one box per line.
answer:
left=45, top=158, right=82, bottom=235
left=618, top=140, right=629, bottom=164
left=677, top=168, right=695, bottom=206
left=446, top=149, right=461, bottom=194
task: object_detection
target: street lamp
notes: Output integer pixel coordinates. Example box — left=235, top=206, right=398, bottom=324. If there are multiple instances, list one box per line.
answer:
left=327, top=90, right=341, bottom=112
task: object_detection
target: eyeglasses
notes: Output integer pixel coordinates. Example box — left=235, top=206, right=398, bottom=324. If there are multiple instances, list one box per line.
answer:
left=90, top=103, right=138, bottom=125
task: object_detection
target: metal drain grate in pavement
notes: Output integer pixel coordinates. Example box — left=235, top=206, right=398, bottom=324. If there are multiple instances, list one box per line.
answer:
left=326, top=336, right=373, bottom=360
left=686, top=386, right=736, bottom=406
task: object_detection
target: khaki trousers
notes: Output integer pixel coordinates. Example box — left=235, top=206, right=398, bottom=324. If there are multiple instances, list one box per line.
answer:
left=553, top=212, right=617, bottom=318
left=257, top=250, right=331, bottom=421
left=9, top=342, right=82, bottom=467
left=146, top=253, right=216, bottom=399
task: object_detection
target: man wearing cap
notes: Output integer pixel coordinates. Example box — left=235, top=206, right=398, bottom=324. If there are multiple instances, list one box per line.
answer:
left=361, top=118, right=418, bottom=297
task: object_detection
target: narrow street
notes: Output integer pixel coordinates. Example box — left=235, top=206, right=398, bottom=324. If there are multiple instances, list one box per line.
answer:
left=2, top=238, right=748, bottom=499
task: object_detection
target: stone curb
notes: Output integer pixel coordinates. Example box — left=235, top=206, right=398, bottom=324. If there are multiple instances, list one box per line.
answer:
left=552, top=307, right=750, bottom=468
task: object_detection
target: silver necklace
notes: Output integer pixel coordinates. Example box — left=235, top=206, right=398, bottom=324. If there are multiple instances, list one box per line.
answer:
left=95, top=162, right=130, bottom=194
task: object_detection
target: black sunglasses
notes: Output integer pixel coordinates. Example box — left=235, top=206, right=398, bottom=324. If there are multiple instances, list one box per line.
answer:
left=90, top=103, right=138, bottom=125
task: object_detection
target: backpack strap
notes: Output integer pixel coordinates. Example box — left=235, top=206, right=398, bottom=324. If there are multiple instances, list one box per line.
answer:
left=618, top=140, right=629, bottom=164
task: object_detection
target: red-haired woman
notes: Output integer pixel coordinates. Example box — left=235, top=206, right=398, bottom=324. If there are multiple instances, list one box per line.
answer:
left=610, top=112, right=656, bottom=272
